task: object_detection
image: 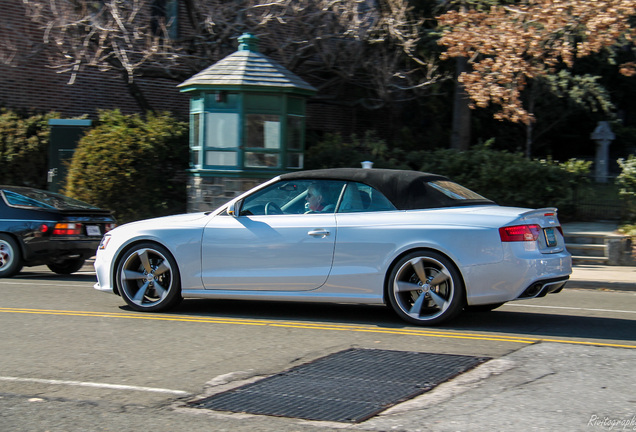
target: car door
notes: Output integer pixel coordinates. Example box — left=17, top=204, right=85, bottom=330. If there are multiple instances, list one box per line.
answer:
left=330, top=182, right=399, bottom=281
left=200, top=179, right=344, bottom=291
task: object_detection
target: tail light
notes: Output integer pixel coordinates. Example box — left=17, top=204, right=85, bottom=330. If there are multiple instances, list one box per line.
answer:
left=52, top=223, right=82, bottom=236
left=499, top=224, right=540, bottom=242
left=105, top=223, right=117, bottom=232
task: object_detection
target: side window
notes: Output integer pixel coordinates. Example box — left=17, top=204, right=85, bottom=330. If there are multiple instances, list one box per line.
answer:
left=337, top=182, right=396, bottom=213
left=239, top=180, right=345, bottom=216
left=2, top=190, right=56, bottom=210
left=304, top=180, right=344, bottom=214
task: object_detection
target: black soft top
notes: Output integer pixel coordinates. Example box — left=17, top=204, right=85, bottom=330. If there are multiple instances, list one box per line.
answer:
left=280, top=168, right=494, bottom=210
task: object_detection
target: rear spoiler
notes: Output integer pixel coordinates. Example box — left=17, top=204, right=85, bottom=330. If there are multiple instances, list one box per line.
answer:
left=518, top=208, right=559, bottom=221
left=59, top=209, right=114, bottom=216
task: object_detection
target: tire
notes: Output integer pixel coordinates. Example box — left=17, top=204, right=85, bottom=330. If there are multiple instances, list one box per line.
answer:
left=47, top=257, right=86, bottom=275
left=387, top=251, right=465, bottom=325
left=465, top=303, right=504, bottom=313
left=0, top=234, right=23, bottom=278
left=116, top=242, right=182, bottom=312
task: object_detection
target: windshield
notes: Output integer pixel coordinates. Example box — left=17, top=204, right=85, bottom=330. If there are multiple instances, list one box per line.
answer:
left=1, top=188, right=101, bottom=211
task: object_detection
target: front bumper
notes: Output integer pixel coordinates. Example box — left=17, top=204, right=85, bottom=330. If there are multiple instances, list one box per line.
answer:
left=93, top=245, right=117, bottom=295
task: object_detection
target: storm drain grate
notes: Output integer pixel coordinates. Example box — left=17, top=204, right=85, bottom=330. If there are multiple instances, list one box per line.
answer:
left=189, top=348, right=489, bottom=423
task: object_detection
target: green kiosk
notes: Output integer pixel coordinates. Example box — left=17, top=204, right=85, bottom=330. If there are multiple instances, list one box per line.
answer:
left=178, top=33, right=317, bottom=212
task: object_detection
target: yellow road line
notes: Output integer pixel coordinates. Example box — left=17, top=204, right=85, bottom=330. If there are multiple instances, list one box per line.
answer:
left=1, top=307, right=635, bottom=349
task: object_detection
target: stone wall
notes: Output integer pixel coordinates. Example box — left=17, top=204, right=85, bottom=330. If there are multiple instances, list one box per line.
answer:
left=187, top=176, right=268, bottom=213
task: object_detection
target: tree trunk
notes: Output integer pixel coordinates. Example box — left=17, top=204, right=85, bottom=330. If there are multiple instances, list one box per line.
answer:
left=450, top=57, right=471, bottom=151
left=525, top=121, right=533, bottom=158
left=122, top=75, right=154, bottom=113
left=525, top=84, right=536, bottom=158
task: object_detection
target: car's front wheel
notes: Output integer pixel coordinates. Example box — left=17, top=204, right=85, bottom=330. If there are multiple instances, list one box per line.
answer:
left=0, top=234, right=23, bottom=278
left=116, top=243, right=182, bottom=312
left=387, top=251, right=465, bottom=325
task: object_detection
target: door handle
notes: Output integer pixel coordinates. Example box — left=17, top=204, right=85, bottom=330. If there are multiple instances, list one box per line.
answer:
left=308, top=229, right=330, bottom=238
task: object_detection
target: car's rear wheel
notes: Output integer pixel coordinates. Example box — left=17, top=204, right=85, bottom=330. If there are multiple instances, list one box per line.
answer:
left=0, top=234, right=23, bottom=278
left=387, top=251, right=465, bottom=325
left=116, top=243, right=182, bottom=312
left=47, top=257, right=86, bottom=274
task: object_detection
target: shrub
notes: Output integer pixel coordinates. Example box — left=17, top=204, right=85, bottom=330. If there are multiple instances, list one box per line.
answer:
left=305, top=132, right=378, bottom=169
left=305, top=131, right=416, bottom=170
left=0, top=108, right=61, bottom=188
left=64, top=110, right=189, bottom=223
left=617, top=155, right=636, bottom=221
left=306, top=134, right=585, bottom=216
left=559, top=158, right=594, bottom=178
left=417, top=147, right=582, bottom=212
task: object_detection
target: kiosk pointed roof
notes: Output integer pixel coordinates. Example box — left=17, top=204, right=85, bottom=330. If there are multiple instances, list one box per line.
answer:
left=178, top=34, right=316, bottom=95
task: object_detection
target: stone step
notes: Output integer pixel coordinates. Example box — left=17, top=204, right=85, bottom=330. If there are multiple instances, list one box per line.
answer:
left=571, top=255, right=610, bottom=265
left=564, top=233, right=633, bottom=265
left=564, top=233, right=613, bottom=245
left=562, top=222, right=634, bottom=266
left=565, top=243, right=606, bottom=257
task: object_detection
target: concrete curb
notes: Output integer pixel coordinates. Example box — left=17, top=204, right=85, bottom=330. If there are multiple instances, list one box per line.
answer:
left=565, top=280, right=636, bottom=291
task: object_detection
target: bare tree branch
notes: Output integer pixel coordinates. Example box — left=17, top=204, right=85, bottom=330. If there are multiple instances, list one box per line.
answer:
left=7, top=0, right=445, bottom=111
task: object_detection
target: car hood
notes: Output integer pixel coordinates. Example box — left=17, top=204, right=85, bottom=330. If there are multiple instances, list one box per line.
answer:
left=114, top=212, right=211, bottom=232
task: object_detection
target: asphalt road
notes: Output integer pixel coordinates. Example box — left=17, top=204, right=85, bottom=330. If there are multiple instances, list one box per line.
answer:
left=1, top=267, right=635, bottom=431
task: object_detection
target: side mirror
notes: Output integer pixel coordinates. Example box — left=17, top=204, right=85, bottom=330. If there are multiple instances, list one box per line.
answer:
left=227, top=201, right=240, bottom=217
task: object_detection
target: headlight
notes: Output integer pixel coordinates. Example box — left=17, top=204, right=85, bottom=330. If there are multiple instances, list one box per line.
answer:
left=98, top=234, right=112, bottom=250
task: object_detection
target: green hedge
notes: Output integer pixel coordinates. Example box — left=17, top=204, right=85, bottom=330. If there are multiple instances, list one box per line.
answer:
left=0, top=108, right=61, bottom=188
left=617, top=155, right=636, bottom=221
left=64, top=110, right=189, bottom=223
left=306, top=133, right=587, bottom=216
left=416, top=149, right=583, bottom=211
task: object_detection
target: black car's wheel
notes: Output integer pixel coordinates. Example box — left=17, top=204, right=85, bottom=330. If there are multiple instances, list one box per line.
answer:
left=387, top=251, right=465, bottom=325
left=47, top=257, right=86, bottom=275
left=0, top=234, right=23, bottom=278
left=116, top=243, right=182, bottom=312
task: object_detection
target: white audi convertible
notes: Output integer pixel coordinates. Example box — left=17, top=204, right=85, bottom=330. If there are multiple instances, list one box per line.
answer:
left=94, top=168, right=571, bottom=325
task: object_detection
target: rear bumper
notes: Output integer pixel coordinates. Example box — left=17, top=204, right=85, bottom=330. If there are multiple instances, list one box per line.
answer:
left=23, top=238, right=101, bottom=265
left=464, top=247, right=572, bottom=306
left=515, top=276, right=569, bottom=300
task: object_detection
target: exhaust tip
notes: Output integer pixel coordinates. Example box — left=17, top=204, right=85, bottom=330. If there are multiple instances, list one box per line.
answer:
left=519, top=283, right=544, bottom=298
left=517, top=278, right=568, bottom=299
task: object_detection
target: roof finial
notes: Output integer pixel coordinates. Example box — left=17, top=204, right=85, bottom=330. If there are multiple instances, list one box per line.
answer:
left=238, top=33, right=259, bottom=52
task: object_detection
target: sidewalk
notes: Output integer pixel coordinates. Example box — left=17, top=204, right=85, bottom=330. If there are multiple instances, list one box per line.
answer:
left=568, top=264, right=636, bottom=291
left=362, top=342, right=636, bottom=431
left=561, top=221, right=636, bottom=291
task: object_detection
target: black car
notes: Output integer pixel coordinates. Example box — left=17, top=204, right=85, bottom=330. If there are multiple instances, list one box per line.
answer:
left=0, top=186, right=116, bottom=277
